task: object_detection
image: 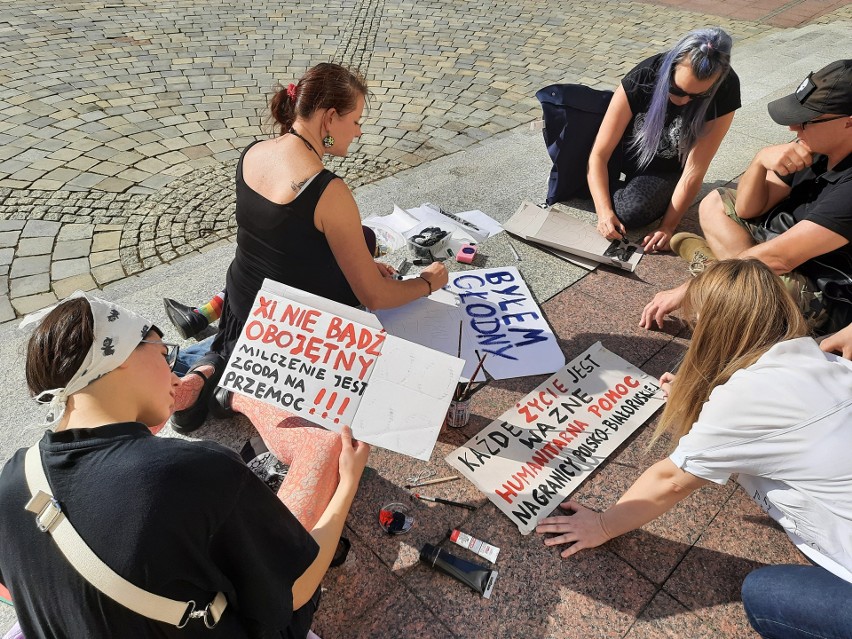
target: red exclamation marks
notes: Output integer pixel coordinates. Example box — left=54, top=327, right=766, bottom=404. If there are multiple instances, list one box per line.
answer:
left=334, top=397, right=350, bottom=424
left=323, top=391, right=338, bottom=419
left=309, top=388, right=351, bottom=426
left=310, top=388, right=326, bottom=415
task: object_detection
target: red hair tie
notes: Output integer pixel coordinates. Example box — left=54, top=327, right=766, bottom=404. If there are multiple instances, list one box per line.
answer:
left=286, top=83, right=297, bottom=102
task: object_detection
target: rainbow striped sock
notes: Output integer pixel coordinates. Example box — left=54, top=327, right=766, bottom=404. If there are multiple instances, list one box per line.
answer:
left=197, top=291, right=225, bottom=323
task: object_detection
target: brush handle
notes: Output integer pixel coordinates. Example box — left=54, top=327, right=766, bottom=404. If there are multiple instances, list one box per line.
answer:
left=434, top=497, right=476, bottom=511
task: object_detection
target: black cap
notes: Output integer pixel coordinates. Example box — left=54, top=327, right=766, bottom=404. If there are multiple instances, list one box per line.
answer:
left=767, top=60, right=852, bottom=125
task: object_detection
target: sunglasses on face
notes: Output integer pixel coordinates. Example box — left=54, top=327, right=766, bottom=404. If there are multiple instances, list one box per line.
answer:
left=139, top=340, right=180, bottom=371
left=668, top=74, right=715, bottom=100
left=800, top=114, right=848, bottom=129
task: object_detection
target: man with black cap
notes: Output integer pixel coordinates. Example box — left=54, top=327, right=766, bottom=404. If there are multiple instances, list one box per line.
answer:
left=641, top=59, right=852, bottom=333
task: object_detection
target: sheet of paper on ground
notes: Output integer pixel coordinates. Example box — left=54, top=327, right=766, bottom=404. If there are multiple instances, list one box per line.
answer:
left=364, top=202, right=503, bottom=254
left=505, top=201, right=642, bottom=272
left=220, top=278, right=465, bottom=461
left=375, top=266, right=565, bottom=381
left=446, top=342, right=666, bottom=534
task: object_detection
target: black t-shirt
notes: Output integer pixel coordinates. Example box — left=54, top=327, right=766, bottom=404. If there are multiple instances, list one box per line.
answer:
left=772, top=152, right=852, bottom=283
left=620, top=53, right=741, bottom=176
left=0, top=423, right=319, bottom=639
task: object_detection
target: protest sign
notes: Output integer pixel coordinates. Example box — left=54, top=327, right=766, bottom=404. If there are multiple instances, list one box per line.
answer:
left=445, top=342, right=665, bottom=534
left=375, top=266, right=564, bottom=381
left=220, top=279, right=464, bottom=460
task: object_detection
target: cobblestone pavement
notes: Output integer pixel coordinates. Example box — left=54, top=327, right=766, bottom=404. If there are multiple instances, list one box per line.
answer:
left=647, top=0, right=850, bottom=27
left=0, top=1, right=849, bottom=320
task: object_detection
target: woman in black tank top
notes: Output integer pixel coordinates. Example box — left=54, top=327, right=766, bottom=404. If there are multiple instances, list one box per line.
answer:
left=168, top=64, right=448, bottom=535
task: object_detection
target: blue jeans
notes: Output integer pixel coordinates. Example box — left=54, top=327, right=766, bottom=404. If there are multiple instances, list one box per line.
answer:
left=742, top=564, right=852, bottom=639
left=174, top=336, right=215, bottom=377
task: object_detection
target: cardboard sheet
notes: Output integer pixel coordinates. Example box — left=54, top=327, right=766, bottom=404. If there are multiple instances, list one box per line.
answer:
left=505, top=200, right=642, bottom=272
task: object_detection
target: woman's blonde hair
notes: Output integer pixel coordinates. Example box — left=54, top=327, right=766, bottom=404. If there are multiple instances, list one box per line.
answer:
left=652, top=259, right=808, bottom=448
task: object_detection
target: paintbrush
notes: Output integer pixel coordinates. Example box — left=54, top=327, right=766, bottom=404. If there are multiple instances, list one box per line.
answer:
left=404, top=475, right=460, bottom=489
left=453, top=321, right=465, bottom=401
left=507, top=240, right=521, bottom=261
left=462, top=381, right=488, bottom=400
left=414, top=493, right=476, bottom=511
left=461, top=353, right=488, bottom=400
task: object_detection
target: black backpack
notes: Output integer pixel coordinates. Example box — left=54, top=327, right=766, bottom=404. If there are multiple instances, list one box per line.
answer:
left=536, top=84, right=614, bottom=205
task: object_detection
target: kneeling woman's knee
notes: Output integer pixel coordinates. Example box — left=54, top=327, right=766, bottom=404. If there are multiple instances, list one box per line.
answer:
left=698, top=189, right=725, bottom=226
left=612, top=176, right=674, bottom=227
left=740, top=569, right=764, bottom=609
left=315, top=428, right=343, bottom=456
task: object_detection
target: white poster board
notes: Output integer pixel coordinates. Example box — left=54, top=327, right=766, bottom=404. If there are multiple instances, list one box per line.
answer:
left=220, top=279, right=464, bottom=461
left=445, top=343, right=666, bottom=533
left=375, top=267, right=565, bottom=381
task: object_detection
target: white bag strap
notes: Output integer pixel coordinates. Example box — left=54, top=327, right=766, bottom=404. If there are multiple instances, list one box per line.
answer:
left=23, top=445, right=227, bottom=629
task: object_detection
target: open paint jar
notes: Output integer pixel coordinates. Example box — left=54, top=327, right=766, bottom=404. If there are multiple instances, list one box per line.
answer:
left=445, top=398, right=471, bottom=428
left=378, top=502, right=414, bottom=535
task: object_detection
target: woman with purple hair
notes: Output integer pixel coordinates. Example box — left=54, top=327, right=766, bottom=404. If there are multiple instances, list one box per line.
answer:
left=589, top=27, right=740, bottom=252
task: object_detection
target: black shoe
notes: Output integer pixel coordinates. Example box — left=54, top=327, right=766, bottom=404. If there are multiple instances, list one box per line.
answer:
left=163, top=298, right=209, bottom=340
left=330, top=537, right=351, bottom=568
left=209, top=385, right=236, bottom=419
left=171, top=353, right=225, bottom=434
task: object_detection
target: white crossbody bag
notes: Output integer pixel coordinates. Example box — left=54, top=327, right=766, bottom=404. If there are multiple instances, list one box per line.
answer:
left=23, top=445, right=228, bottom=629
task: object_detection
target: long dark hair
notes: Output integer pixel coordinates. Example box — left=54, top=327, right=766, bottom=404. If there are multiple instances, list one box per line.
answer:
left=630, top=27, right=733, bottom=170
left=269, top=63, right=368, bottom=135
left=26, top=297, right=94, bottom=398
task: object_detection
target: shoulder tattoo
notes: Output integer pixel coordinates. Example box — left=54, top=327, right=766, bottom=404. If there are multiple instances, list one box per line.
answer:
left=291, top=177, right=309, bottom=193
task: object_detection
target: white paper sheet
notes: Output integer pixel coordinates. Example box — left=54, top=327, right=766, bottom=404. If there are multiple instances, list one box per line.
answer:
left=365, top=203, right=503, bottom=255
left=456, top=208, right=504, bottom=237
left=351, top=335, right=465, bottom=461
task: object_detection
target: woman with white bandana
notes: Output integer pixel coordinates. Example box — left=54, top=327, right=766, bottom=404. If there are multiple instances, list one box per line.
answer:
left=0, top=292, right=368, bottom=638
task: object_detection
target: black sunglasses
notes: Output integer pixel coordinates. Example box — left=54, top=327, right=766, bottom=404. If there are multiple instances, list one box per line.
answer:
left=139, top=340, right=180, bottom=371
left=669, top=74, right=715, bottom=100
left=801, top=114, right=848, bottom=129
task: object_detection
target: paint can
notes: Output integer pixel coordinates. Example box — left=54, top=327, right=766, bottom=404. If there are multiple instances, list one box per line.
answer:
left=445, top=398, right=471, bottom=428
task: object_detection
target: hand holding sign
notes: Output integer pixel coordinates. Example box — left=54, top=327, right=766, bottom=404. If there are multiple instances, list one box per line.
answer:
left=338, top=425, right=371, bottom=489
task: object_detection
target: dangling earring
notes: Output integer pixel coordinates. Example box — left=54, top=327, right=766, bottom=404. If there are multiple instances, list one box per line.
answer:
left=322, top=133, right=335, bottom=148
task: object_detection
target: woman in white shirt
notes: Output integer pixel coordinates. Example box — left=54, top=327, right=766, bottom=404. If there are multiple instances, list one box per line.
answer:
left=538, top=259, right=852, bottom=638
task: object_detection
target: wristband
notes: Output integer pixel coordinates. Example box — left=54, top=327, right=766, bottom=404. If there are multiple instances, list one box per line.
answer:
left=418, top=275, right=432, bottom=295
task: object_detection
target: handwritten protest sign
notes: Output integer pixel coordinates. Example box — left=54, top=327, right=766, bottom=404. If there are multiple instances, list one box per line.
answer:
left=446, top=343, right=665, bottom=534
left=376, top=266, right=564, bottom=380
left=221, top=279, right=464, bottom=460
